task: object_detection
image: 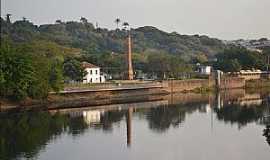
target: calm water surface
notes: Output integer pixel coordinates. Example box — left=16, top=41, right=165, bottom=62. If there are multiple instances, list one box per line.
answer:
left=1, top=92, right=270, bottom=160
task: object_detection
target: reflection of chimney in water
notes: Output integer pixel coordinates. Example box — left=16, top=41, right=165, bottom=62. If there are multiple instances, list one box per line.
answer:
left=126, top=107, right=133, bottom=147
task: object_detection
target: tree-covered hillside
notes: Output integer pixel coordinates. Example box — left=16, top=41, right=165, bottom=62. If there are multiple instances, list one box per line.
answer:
left=1, top=17, right=226, bottom=60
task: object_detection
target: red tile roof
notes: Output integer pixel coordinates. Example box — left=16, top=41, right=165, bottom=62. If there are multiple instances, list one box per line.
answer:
left=82, top=62, right=99, bottom=68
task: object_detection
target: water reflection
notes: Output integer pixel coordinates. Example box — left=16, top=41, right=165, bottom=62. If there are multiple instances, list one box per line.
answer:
left=126, top=108, right=133, bottom=147
left=263, top=125, right=270, bottom=146
left=145, top=103, right=203, bottom=133
left=1, top=91, right=270, bottom=160
left=0, top=112, right=69, bottom=160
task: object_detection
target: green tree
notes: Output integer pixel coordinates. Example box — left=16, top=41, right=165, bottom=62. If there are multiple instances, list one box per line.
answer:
left=49, top=57, right=64, bottom=92
left=122, top=22, right=129, bottom=30
left=115, top=18, right=121, bottom=29
left=80, top=17, right=88, bottom=24
left=0, top=41, right=35, bottom=100
left=147, top=53, right=170, bottom=79
left=215, top=46, right=264, bottom=72
left=63, top=57, right=86, bottom=82
left=193, top=53, right=208, bottom=64
left=0, top=40, right=66, bottom=100
left=6, top=14, right=11, bottom=23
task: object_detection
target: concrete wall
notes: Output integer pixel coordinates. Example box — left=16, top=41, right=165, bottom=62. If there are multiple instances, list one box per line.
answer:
left=163, top=77, right=245, bottom=93
left=219, top=77, right=245, bottom=89
left=163, top=79, right=214, bottom=93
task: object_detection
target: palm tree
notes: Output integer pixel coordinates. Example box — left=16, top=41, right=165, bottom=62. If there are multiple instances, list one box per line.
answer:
left=55, top=20, right=62, bottom=24
left=80, top=17, right=88, bottom=24
left=6, top=14, right=11, bottom=23
left=122, top=22, right=129, bottom=30
left=115, top=18, right=121, bottom=29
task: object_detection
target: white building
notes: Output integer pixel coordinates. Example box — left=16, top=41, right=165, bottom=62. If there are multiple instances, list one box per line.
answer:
left=198, top=65, right=212, bottom=75
left=82, top=62, right=106, bottom=83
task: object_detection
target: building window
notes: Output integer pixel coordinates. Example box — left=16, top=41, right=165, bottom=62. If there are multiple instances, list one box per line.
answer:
left=96, top=70, right=98, bottom=75
left=90, top=70, right=92, bottom=75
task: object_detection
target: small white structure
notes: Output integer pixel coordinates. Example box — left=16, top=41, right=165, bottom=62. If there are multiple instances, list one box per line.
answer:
left=82, top=62, right=106, bottom=83
left=198, top=66, right=212, bottom=75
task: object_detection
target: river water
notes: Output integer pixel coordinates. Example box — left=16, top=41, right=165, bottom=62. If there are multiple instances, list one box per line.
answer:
left=0, top=91, right=270, bottom=160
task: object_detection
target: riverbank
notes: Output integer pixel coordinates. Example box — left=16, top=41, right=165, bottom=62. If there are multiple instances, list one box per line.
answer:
left=0, top=77, right=258, bottom=112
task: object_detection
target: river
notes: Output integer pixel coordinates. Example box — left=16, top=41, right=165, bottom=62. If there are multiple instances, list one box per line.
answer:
left=0, top=90, right=270, bottom=160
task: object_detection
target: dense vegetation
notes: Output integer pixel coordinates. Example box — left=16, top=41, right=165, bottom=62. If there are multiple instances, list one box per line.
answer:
left=0, top=40, right=82, bottom=100
left=1, top=17, right=226, bottom=60
left=1, top=15, right=270, bottom=100
left=214, top=46, right=270, bottom=72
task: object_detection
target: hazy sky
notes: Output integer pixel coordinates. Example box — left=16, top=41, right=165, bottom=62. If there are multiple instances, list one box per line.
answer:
left=2, top=0, right=270, bottom=40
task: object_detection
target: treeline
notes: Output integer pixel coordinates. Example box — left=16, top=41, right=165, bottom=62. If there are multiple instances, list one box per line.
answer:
left=1, top=16, right=226, bottom=60
left=0, top=40, right=85, bottom=100
left=214, top=46, right=270, bottom=72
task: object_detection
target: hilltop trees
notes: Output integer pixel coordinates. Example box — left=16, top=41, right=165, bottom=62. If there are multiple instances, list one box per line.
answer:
left=114, top=18, right=121, bottom=29
left=6, top=14, right=11, bottom=23
left=214, top=47, right=265, bottom=72
left=80, top=17, right=88, bottom=24
left=0, top=17, right=226, bottom=60
left=122, top=22, right=129, bottom=30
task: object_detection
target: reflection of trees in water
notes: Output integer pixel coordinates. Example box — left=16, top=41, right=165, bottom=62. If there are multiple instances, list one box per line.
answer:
left=2, top=102, right=269, bottom=159
left=0, top=110, right=126, bottom=160
left=263, top=125, right=270, bottom=146
left=214, top=104, right=268, bottom=129
left=68, top=116, right=89, bottom=135
left=145, top=103, right=205, bottom=133
left=92, top=111, right=126, bottom=131
left=0, top=112, right=69, bottom=160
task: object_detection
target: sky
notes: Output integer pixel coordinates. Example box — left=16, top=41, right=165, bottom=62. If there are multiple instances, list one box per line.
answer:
left=2, top=0, right=270, bottom=40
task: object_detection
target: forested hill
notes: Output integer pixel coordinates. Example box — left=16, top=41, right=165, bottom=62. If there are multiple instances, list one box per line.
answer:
left=1, top=17, right=226, bottom=59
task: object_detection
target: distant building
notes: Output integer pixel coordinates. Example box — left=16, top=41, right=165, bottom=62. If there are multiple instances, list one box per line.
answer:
left=234, top=70, right=270, bottom=80
left=198, top=65, right=212, bottom=75
left=82, top=62, right=106, bottom=83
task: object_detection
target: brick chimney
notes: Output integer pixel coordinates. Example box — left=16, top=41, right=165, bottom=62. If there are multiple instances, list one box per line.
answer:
left=127, top=33, right=134, bottom=80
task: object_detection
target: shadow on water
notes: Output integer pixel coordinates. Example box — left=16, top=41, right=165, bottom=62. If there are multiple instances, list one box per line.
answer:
left=1, top=89, right=270, bottom=159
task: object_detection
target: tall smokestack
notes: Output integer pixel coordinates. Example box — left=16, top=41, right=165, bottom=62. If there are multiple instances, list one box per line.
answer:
left=127, top=33, right=134, bottom=80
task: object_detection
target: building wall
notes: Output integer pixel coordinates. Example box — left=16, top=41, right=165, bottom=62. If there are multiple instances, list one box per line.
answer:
left=199, top=66, right=211, bottom=75
left=237, top=73, right=270, bottom=81
left=83, top=67, right=105, bottom=83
